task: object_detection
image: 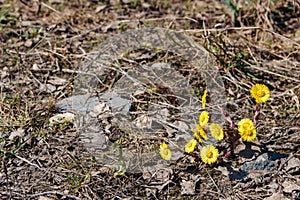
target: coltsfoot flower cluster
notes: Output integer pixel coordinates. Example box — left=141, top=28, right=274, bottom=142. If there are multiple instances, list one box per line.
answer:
left=159, top=84, right=270, bottom=165
left=184, top=90, right=222, bottom=165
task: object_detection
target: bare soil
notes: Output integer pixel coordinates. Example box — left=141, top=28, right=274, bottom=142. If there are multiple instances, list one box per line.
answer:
left=0, top=0, right=299, bottom=199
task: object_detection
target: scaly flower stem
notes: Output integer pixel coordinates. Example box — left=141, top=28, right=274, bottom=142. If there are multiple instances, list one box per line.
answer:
left=221, top=108, right=235, bottom=129
left=223, top=137, right=243, bottom=159
left=253, top=103, right=261, bottom=127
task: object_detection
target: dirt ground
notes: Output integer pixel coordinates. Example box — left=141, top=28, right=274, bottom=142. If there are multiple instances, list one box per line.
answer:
left=0, top=0, right=299, bottom=199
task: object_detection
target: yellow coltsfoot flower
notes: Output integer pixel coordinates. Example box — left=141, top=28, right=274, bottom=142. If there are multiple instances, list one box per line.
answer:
left=192, top=127, right=202, bottom=143
left=160, top=142, right=171, bottom=160
left=238, top=118, right=257, bottom=142
left=199, top=111, right=209, bottom=127
left=250, top=84, right=270, bottom=103
left=197, top=124, right=208, bottom=140
left=185, top=139, right=197, bottom=153
left=201, top=90, right=207, bottom=109
left=210, top=123, right=224, bottom=141
left=200, top=145, right=219, bottom=164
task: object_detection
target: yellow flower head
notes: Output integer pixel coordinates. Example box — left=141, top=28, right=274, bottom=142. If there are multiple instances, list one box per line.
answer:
left=160, top=142, right=168, bottom=149
left=209, top=123, right=224, bottom=141
left=192, top=127, right=202, bottom=143
left=238, top=118, right=257, bottom=142
left=197, top=124, right=208, bottom=140
left=199, top=111, right=209, bottom=127
left=250, top=84, right=270, bottom=103
left=200, top=145, right=219, bottom=165
left=201, top=90, right=207, bottom=109
left=160, top=142, right=171, bottom=160
left=185, top=139, right=197, bottom=153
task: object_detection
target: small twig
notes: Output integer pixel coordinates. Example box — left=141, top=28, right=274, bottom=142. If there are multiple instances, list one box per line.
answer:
left=276, top=153, right=294, bottom=174
left=242, top=60, right=300, bottom=83
left=181, top=26, right=261, bottom=33
left=43, top=48, right=72, bottom=65
left=2, top=155, right=12, bottom=199
left=206, top=170, right=221, bottom=194
left=26, top=69, right=44, bottom=88
left=182, top=27, right=300, bottom=47
left=14, top=154, right=41, bottom=170
left=26, top=191, right=81, bottom=200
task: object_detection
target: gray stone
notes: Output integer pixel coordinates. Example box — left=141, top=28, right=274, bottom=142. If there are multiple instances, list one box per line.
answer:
left=241, top=152, right=288, bottom=171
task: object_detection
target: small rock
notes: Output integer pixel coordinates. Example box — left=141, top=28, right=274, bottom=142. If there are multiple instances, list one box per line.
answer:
left=45, top=84, right=56, bottom=93
left=240, top=152, right=288, bottom=171
left=47, top=77, right=67, bottom=86
left=9, top=128, right=25, bottom=141
left=217, top=166, right=230, bottom=177
left=95, top=5, right=106, bottom=13
left=0, top=69, right=8, bottom=79
left=24, top=39, right=33, bottom=48
left=121, top=0, right=131, bottom=3
left=181, top=179, right=196, bottom=195
left=49, top=113, right=75, bottom=126
left=32, top=63, right=39, bottom=70
left=21, top=20, right=33, bottom=26
left=268, top=181, right=279, bottom=191
left=267, top=181, right=280, bottom=193
left=265, top=193, right=288, bottom=200
left=93, top=103, right=110, bottom=115
left=63, top=190, right=69, bottom=195
left=133, top=114, right=152, bottom=129
left=282, top=180, right=300, bottom=193
left=57, top=94, right=99, bottom=113
left=145, top=188, right=157, bottom=199
left=38, top=196, right=54, bottom=200
left=142, top=3, right=151, bottom=8
left=107, top=96, right=131, bottom=114
left=286, top=156, right=300, bottom=173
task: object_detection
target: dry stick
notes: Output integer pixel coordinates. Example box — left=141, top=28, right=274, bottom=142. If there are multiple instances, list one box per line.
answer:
left=14, top=154, right=41, bottom=169
left=182, top=26, right=261, bottom=33
left=69, top=16, right=199, bottom=41
left=273, top=84, right=300, bottom=99
left=241, top=59, right=300, bottom=83
left=26, top=69, right=44, bottom=87
left=69, top=16, right=183, bottom=40
left=26, top=191, right=81, bottom=200
left=242, top=37, right=299, bottom=66
left=40, top=2, right=75, bottom=32
left=107, top=16, right=198, bottom=25
left=67, top=18, right=180, bottom=40
left=2, top=156, right=12, bottom=199
left=183, top=27, right=299, bottom=47
left=25, top=24, right=57, bottom=55
left=264, top=28, right=300, bottom=47
left=43, top=48, right=73, bottom=66
left=276, top=153, right=295, bottom=174
left=222, top=70, right=251, bottom=91
left=206, top=170, right=222, bottom=195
